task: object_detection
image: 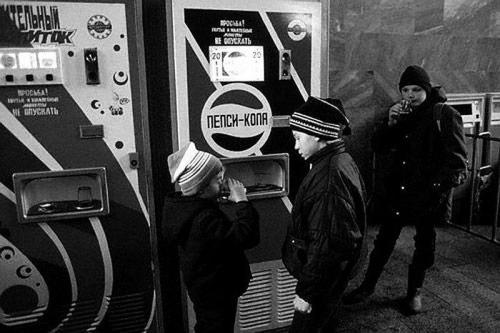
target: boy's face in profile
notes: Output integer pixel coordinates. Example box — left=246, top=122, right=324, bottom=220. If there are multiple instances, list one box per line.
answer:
left=201, top=169, right=224, bottom=198
left=292, top=130, right=322, bottom=160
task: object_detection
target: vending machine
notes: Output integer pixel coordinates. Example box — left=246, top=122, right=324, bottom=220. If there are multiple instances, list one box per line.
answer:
left=0, top=1, right=162, bottom=332
left=166, top=0, right=325, bottom=331
left=445, top=93, right=486, bottom=225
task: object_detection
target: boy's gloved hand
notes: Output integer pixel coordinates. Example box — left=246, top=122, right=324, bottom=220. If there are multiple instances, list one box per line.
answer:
left=227, top=178, right=248, bottom=203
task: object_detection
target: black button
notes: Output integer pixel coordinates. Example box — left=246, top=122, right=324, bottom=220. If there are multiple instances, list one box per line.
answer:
left=5, top=75, right=14, bottom=82
left=26, top=74, right=34, bottom=81
left=46, top=74, right=54, bottom=81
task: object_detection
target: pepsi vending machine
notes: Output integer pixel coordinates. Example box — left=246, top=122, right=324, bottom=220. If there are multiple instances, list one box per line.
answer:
left=0, top=1, right=163, bottom=332
left=167, top=0, right=326, bottom=331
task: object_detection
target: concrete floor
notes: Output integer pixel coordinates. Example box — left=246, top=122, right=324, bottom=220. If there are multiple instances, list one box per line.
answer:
left=336, top=224, right=500, bottom=332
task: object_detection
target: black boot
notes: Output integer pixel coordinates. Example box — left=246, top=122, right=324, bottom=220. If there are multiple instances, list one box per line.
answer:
left=406, top=288, right=422, bottom=314
left=342, top=284, right=374, bottom=305
left=345, top=223, right=401, bottom=305
left=404, top=265, right=426, bottom=314
left=343, top=260, right=384, bottom=305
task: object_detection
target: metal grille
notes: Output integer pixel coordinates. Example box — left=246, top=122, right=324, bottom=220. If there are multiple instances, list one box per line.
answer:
left=59, top=299, right=100, bottom=332
left=276, top=268, right=297, bottom=323
left=2, top=304, right=47, bottom=327
left=105, top=292, right=149, bottom=332
left=238, top=269, right=273, bottom=330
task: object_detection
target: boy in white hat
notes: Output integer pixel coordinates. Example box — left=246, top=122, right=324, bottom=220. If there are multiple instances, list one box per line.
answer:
left=162, top=142, right=259, bottom=333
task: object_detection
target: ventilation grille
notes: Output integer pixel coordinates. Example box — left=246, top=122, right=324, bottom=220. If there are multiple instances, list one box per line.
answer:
left=105, top=292, right=149, bottom=333
left=238, top=269, right=272, bottom=330
left=58, top=299, right=101, bottom=332
left=1, top=304, right=47, bottom=326
left=277, top=268, right=297, bottom=323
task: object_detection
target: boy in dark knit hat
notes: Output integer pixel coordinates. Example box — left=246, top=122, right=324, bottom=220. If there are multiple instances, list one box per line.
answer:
left=162, top=142, right=259, bottom=333
left=343, top=65, right=467, bottom=314
left=282, top=96, right=367, bottom=332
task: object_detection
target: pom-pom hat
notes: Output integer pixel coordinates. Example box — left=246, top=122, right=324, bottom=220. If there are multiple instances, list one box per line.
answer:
left=290, top=96, right=351, bottom=139
left=168, top=142, right=222, bottom=195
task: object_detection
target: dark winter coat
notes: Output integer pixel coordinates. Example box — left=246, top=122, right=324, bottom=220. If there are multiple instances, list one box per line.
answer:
left=162, top=193, right=259, bottom=303
left=372, top=87, right=468, bottom=220
left=282, top=140, right=367, bottom=304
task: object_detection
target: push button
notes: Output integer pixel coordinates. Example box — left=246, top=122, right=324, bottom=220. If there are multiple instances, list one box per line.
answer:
left=5, top=74, right=14, bottom=82
left=26, top=74, right=34, bottom=82
left=46, top=74, right=54, bottom=81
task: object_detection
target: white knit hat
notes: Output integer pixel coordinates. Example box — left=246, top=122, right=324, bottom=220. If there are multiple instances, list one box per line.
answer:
left=168, top=142, right=222, bottom=195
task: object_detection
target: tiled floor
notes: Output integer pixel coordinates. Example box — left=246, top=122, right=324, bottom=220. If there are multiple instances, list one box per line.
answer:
left=337, top=224, right=500, bottom=332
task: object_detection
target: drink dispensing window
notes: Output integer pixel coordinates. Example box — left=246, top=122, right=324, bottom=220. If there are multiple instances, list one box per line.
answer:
left=221, top=153, right=289, bottom=200
left=446, top=93, right=485, bottom=128
left=12, top=167, right=109, bottom=223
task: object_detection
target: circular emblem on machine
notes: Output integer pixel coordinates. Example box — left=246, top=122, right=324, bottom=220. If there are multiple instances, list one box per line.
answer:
left=287, top=19, right=307, bottom=41
left=201, top=83, right=273, bottom=157
left=87, top=15, right=113, bottom=39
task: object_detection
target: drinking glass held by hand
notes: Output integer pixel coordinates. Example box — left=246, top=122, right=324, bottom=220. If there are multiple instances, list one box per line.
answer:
left=227, top=178, right=248, bottom=203
left=388, top=100, right=411, bottom=126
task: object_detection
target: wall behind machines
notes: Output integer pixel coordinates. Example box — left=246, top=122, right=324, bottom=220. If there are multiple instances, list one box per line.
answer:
left=326, top=0, right=500, bottom=221
left=0, top=0, right=162, bottom=332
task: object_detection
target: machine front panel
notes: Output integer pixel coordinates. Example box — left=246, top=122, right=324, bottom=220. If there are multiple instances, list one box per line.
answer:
left=0, top=1, right=158, bottom=332
left=169, top=0, right=323, bottom=331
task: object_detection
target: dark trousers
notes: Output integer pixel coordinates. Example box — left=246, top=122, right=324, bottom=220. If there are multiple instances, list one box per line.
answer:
left=363, top=216, right=436, bottom=290
left=289, top=263, right=352, bottom=333
left=193, top=297, right=238, bottom=333
left=437, top=189, right=453, bottom=224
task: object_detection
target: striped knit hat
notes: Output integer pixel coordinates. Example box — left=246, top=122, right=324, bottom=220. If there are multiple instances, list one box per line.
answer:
left=290, top=96, right=350, bottom=139
left=168, top=142, right=222, bottom=196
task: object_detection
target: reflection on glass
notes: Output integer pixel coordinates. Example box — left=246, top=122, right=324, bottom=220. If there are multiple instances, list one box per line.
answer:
left=18, top=52, right=38, bottom=69
left=37, top=202, right=56, bottom=214
left=493, top=102, right=500, bottom=114
left=38, top=51, right=58, bottom=69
